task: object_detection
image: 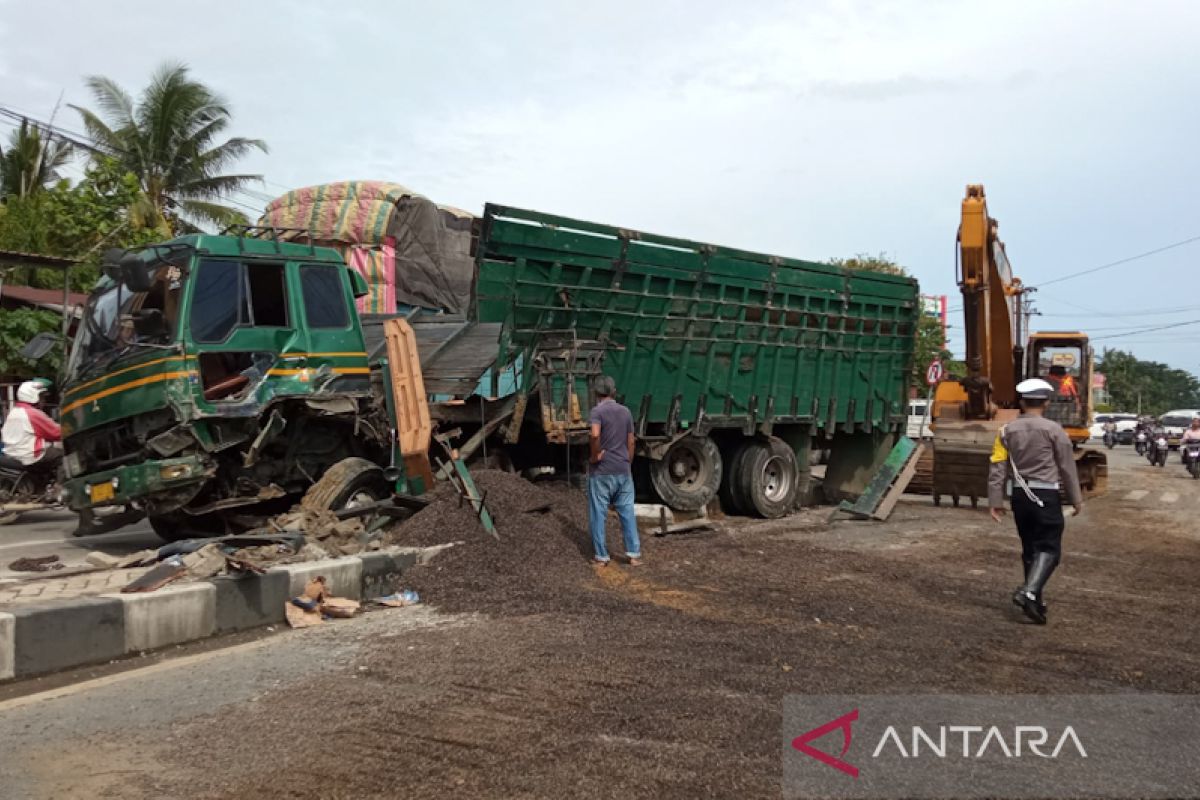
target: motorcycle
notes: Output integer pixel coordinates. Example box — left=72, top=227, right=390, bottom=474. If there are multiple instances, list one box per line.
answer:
left=1135, top=430, right=1148, bottom=456
left=1183, top=440, right=1200, bottom=480
left=1103, top=429, right=1117, bottom=449
left=0, top=454, right=61, bottom=525
left=1150, top=435, right=1170, bottom=468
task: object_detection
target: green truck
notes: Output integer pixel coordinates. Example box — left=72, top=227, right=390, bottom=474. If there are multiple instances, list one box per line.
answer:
left=57, top=202, right=919, bottom=539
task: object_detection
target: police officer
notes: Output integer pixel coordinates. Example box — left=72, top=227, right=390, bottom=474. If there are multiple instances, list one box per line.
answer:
left=988, top=378, right=1083, bottom=624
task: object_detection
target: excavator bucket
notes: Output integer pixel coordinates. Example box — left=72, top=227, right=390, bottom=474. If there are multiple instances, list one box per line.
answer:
left=930, top=417, right=1010, bottom=508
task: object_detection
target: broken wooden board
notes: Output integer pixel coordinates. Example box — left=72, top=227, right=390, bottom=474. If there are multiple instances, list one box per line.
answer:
left=829, top=438, right=924, bottom=522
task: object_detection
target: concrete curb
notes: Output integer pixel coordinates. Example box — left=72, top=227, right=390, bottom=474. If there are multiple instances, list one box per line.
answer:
left=0, top=546, right=429, bottom=682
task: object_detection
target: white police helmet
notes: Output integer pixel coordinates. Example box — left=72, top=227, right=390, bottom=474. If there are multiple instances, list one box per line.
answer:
left=1015, top=378, right=1055, bottom=400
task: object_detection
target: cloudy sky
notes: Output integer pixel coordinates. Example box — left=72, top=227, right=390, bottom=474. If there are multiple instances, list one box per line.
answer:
left=3, top=0, right=1199, bottom=372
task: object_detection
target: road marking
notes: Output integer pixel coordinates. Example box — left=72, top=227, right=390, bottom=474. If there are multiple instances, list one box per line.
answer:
left=1161, top=492, right=1180, bottom=504
left=0, top=637, right=278, bottom=714
left=1124, top=490, right=1149, bottom=501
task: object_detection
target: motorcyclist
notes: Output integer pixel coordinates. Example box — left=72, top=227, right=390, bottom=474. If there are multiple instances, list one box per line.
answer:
left=1102, top=419, right=1118, bottom=445
left=0, top=380, right=62, bottom=470
left=1180, top=418, right=1200, bottom=464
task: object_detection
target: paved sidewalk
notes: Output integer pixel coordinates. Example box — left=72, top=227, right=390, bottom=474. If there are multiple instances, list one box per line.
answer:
left=0, top=568, right=147, bottom=607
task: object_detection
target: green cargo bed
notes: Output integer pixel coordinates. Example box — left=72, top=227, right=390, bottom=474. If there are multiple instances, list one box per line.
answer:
left=475, top=204, right=918, bottom=438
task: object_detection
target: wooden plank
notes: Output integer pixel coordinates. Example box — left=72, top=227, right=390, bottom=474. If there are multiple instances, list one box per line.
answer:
left=829, top=437, right=919, bottom=521
left=871, top=443, right=924, bottom=520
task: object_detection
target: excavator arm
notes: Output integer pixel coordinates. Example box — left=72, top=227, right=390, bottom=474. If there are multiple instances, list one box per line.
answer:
left=957, top=184, right=1022, bottom=418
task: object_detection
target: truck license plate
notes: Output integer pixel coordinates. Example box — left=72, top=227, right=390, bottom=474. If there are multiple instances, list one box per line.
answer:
left=90, top=483, right=114, bottom=503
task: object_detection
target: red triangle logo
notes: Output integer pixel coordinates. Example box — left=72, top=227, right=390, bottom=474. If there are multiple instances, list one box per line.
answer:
left=791, top=708, right=860, bottom=778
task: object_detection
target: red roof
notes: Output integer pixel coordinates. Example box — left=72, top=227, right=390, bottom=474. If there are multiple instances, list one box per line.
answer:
left=0, top=284, right=89, bottom=312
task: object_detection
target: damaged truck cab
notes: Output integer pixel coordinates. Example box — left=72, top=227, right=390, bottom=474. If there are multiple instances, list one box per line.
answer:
left=60, top=234, right=393, bottom=540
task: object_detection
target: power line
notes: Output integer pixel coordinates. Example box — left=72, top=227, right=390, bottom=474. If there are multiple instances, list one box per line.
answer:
left=1090, top=318, right=1200, bottom=341
left=1038, top=234, right=1200, bottom=288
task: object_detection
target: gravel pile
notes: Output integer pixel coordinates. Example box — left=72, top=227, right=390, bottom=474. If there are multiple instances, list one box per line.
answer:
left=383, top=470, right=599, bottom=614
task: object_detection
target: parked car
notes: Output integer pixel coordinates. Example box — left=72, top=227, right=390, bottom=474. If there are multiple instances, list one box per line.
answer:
left=1088, top=413, right=1138, bottom=444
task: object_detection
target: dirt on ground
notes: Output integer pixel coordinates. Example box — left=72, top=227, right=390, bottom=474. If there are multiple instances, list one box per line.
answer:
left=130, top=457, right=1199, bottom=799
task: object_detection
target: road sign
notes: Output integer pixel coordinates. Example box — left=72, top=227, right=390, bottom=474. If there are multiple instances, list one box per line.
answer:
left=925, top=360, right=944, bottom=386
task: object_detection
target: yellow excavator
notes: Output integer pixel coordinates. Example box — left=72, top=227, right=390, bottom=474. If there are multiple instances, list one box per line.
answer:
left=930, top=185, right=1107, bottom=506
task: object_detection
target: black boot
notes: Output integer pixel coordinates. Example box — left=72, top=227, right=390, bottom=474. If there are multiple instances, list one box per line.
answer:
left=1012, top=552, right=1057, bottom=624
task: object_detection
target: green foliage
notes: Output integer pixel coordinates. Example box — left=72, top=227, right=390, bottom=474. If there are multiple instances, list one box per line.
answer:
left=1097, top=348, right=1200, bottom=416
left=0, top=118, right=73, bottom=199
left=830, top=252, right=907, bottom=277
left=0, top=308, right=62, bottom=379
left=835, top=252, right=949, bottom=390
left=0, top=158, right=160, bottom=290
left=71, top=62, right=267, bottom=232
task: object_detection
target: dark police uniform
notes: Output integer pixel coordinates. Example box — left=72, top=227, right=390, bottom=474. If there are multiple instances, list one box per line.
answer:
left=988, top=399, right=1083, bottom=624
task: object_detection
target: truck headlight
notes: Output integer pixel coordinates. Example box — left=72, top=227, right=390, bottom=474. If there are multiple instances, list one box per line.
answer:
left=160, top=464, right=191, bottom=480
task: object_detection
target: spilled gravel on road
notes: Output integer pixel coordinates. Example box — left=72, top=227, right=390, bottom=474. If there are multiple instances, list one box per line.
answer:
left=127, top=465, right=1200, bottom=799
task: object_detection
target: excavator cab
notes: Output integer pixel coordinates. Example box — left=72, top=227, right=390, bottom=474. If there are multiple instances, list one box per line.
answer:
left=1026, top=333, right=1091, bottom=440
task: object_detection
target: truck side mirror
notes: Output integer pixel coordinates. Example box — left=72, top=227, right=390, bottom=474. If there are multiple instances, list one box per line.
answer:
left=120, top=253, right=153, bottom=293
left=101, top=248, right=127, bottom=282
left=20, top=331, right=60, bottom=360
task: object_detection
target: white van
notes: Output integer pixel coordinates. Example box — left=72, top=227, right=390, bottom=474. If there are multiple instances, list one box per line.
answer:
left=907, top=399, right=932, bottom=439
left=1161, top=409, right=1200, bottom=448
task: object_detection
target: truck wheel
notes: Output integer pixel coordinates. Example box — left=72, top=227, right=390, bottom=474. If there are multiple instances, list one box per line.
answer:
left=649, top=435, right=722, bottom=511
left=301, top=457, right=388, bottom=513
left=730, top=437, right=799, bottom=518
left=719, top=440, right=753, bottom=515
left=148, top=511, right=227, bottom=542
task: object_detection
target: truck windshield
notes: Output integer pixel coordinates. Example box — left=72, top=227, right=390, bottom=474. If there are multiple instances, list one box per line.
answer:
left=66, top=267, right=182, bottom=381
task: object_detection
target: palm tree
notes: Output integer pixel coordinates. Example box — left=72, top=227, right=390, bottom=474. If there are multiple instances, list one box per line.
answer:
left=71, top=62, right=267, bottom=232
left=0, top=119, right=73, bottom=199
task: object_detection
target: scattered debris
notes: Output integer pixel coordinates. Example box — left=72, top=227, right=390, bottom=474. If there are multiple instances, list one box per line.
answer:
left=122, top=556, right=188, bottom=593
left=116, top=549, right=160, bottom=569
left=376, top=589, right=420, bottom=607
left=7, top=555, right=64, bottom=572
left=181, top=544, right=227, bottom=579
left=321, top=597, right=361, bottom=618
left=283, top=576, right=362, bottom=627
left=85, top=551, right=122, bottom=569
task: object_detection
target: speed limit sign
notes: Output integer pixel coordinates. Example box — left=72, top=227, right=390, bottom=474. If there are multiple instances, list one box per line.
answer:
left=925, top=359, right=944, bottom=386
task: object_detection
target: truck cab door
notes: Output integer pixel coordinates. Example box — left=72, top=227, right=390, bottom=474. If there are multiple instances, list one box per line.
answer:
left=187, top=258, right=296, bottom=405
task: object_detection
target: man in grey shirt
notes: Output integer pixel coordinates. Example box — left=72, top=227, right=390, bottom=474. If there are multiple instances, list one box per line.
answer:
left=988, top=378, right=1084, bottom=624
left=588, top=375, right=641, bottom=566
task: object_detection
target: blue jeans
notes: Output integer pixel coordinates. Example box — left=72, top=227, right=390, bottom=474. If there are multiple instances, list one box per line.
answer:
left=588, top=473, right=640, bottom=562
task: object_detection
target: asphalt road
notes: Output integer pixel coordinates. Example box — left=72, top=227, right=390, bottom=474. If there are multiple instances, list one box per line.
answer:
left=0, top=510, right=158, bottom=581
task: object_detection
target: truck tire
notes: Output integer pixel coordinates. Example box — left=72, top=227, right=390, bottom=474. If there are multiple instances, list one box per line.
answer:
left=719, top=440, right=753, bottom=515
left=648, top=435, right=722, bottom=511
left=148, top=511, right=227, bottom=542
left=301, top=457, right=388, bottom=513
left=729, top=437, right=799, bottom=518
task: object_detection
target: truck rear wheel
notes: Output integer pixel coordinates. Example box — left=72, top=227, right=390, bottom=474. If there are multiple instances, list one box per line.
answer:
left=301, top=457, right=388, bottom=513
left=725, top=437, right=798, bottom=518
left=648, top=435, right=722, bottom=511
